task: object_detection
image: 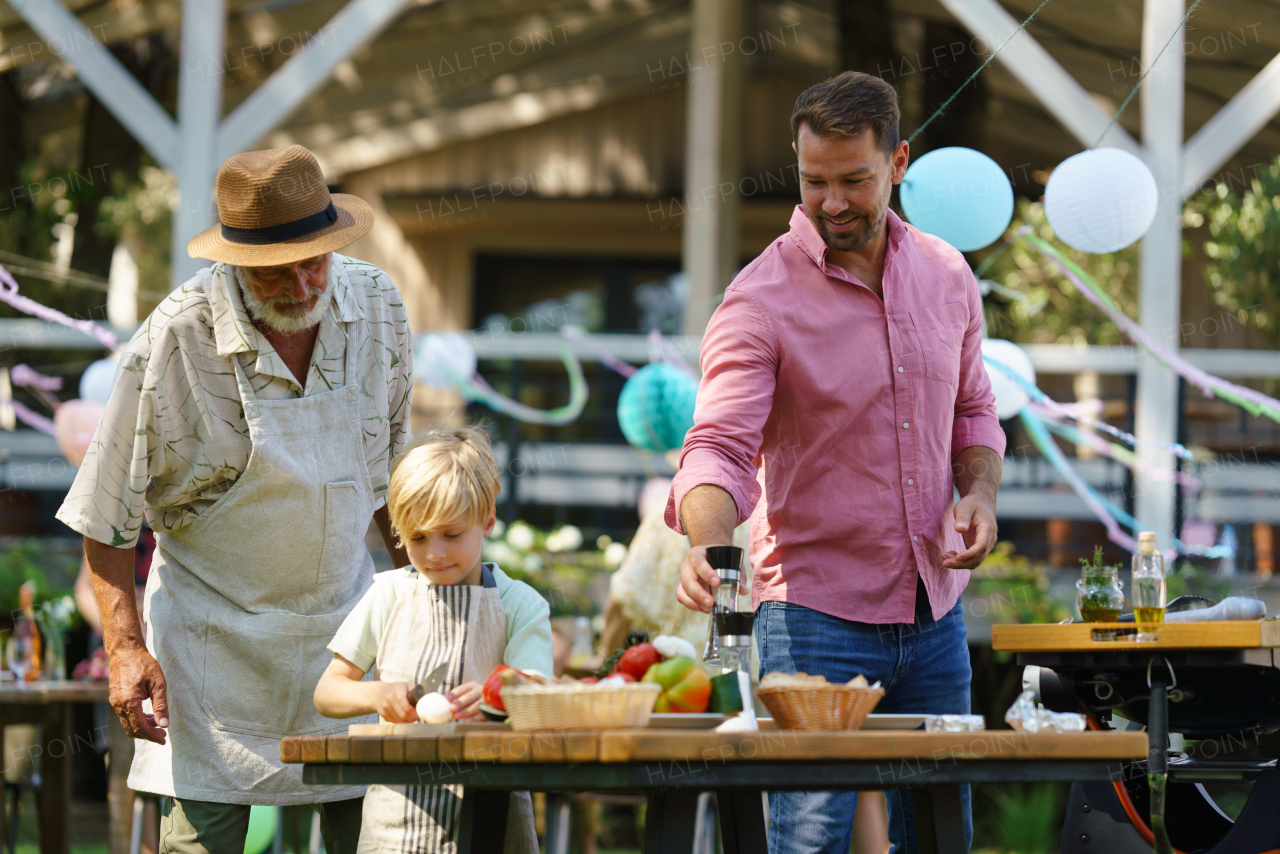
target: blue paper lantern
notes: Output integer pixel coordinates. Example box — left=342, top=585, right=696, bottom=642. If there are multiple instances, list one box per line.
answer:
left=900, top=147, right=1014, bottom=252
left=617, top=363, right=698, bottom=453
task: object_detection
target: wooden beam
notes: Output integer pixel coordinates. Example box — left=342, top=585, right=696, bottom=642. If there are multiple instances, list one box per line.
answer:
left=5, top=0, right=178, bottom=170
left=171, top=0, right=226, bottom=288
left=935, top=0, right=1141, bottom=155
left=216, top=0, right=419, bottom=161
left=1182, top=51, right=1280, bottom=196
left=682, top=0, right=745, bottom=334
left=1133, top=0, right=1186, bottom=550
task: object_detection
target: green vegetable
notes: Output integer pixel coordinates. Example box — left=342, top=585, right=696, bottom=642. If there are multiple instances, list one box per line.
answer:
left=708, top=672, right=742, bottom=713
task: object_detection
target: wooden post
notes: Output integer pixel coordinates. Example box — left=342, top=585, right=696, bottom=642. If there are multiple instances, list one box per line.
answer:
left=681, top=0, right=745, bottom=335
left=1132, top=0, right=1186, bottom=549
left=107, top=712, right=136, bottom=854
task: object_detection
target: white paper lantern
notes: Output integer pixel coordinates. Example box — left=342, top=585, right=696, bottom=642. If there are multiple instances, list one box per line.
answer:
left=413, top=332, right=477, bottom=389
left=79, top=356, right=120, bottom=406
left=1044, top=148, right=1158, bottom=254
left=981, top=339, right=1035, bottom=420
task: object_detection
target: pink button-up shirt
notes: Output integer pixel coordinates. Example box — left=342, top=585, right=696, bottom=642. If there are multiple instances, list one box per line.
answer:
left=666, top=206, right=1006, bottom=624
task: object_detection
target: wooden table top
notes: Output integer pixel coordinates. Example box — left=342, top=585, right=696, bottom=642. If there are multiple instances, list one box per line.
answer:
left=281, top=728, right=1148, bottom=766
left=992, top=620, right=1280, bottom=652
left=0, top=680, right=109, bottom=704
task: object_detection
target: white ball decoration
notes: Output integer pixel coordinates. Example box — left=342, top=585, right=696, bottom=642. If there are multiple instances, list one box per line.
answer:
left=981, top=339, right=1036, bottom=420
left=416, top=691, right=454, bottom=724
left=79, top=356, right=120, bottom=406
left=413, top=332, right=477, bottom=389
left=1044, top=148, right=1158, bottom=254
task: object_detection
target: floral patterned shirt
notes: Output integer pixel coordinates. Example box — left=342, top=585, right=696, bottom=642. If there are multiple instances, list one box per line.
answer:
left=56, top=254, right=413, bottom=548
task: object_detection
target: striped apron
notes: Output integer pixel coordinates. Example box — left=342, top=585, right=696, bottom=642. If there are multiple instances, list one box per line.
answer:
left=357, top=565, right=538, bottom=853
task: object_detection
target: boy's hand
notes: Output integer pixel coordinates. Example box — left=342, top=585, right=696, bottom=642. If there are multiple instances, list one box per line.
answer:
left=376, top=682, right=419, bottom=723
left=448, top=681, right=484, bottom=722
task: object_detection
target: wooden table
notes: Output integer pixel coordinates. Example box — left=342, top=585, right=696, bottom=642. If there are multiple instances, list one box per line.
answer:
left=282, top=727, right=1147, bottom=854
left=993, top=621, right=1280, bottom=854
left=0, top=681, right=132, bottom=854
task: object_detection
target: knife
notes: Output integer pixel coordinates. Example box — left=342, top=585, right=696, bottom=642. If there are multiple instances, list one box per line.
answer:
left=408, top=661, right=451, bottom=705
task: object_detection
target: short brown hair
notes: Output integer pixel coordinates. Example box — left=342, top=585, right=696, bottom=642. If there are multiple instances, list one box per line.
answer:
left=791, top=72, right=900, bottom=155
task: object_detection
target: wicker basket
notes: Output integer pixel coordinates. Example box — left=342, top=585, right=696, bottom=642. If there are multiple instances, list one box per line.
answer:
left=501, top=682, right=662, bottom=731
left=756, top=684, right=885, bottom=731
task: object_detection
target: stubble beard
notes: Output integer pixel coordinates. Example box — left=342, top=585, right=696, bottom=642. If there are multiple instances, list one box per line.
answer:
left=814, top=204, right=887, bottom=254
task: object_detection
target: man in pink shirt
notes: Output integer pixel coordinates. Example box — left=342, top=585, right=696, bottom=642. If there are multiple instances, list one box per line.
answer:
left=668, top=72, right=1005, bottom=853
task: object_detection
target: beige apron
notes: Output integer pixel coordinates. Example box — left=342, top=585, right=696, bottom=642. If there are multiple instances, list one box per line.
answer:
left=130, top=296, right=375, bottom=804
left=357, top=566, right=538, bottom=854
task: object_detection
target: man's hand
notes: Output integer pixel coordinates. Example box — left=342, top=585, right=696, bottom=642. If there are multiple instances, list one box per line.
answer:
left=447, top=681, right=484, bottom=722
left=676, top=485, right=740, bottom=613
left=375, top=682, right=418, bottom=723
left=942, top=494, right=998, bottom=569
left=677, top=546, right=720, bottom=614
left=109, top=645, right=169, bottom=744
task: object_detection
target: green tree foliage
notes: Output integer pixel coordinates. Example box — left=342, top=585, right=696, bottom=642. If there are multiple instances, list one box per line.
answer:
left=1184, top=157, right=1280, bottom=348
left=979, top=200, right=1141, bottom=346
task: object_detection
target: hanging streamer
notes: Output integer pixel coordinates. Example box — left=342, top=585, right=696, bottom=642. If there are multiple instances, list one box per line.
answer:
left=10, top=400, right=56, bottom=435
left=559, top=326, right=637, bottom=378
left=0, top=263, right=118, bottom=349
left=983, top=352, right=1192, bottom=458
left=1018, top=229, right=1280, bottom=424
left=1029, top=402, right=1202, bottom=492
left=1020, top=408, right=1228, bottom=559
left=10, top=365, right=64, bottom=391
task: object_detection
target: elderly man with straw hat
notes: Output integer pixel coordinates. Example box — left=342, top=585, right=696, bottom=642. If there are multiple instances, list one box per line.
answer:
left=57, top=145, right=414, bottom=853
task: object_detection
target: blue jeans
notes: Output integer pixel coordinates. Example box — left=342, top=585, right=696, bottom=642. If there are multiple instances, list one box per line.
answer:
left=756, top=579, right=973, bottom=854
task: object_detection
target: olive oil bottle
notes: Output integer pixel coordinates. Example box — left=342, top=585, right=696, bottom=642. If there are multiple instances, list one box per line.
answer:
left=1131, top=532, right=1165, bottom=642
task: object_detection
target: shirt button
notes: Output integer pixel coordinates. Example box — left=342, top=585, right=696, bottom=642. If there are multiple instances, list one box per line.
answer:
left=907, top=478, right=914, bottom=485
left=897, top=366, right=904, bottom=373
left=912, top=535, right=919, bottom=542
left=902, top=422, right=910, bottom=429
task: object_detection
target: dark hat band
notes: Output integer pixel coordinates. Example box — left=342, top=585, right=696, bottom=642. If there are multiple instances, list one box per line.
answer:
left=220, top=202, right=338, bottom=245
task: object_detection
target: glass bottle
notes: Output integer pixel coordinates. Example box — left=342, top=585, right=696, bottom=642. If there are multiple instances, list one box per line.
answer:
left=1131, top=531, right=1166, bottom=643
left=1076, top=564, right=1123, bottom=623
left=12, top=582, right=42, bottom=683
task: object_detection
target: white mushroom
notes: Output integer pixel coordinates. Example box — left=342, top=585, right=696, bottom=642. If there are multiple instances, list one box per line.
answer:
left=416, top=692, right=454, bottom=724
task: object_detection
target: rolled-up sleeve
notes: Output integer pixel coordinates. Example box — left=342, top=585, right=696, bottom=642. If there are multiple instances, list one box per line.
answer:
left=951, top=272, right=1006, bottom=459
left=55, top=336, right=159, bottom=549
left=666, top=288, right=777, bottom=535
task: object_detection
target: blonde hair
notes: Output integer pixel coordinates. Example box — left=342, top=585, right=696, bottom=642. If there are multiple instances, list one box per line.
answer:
left=388, top=425, right=501, bottom=543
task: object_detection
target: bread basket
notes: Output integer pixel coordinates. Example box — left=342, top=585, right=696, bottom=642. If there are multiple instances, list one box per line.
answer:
left=756, top=683, right=885, bottom=731
left=501, top=682, right=662, bottom=731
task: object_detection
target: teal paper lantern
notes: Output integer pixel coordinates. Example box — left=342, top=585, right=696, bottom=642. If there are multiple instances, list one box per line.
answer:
left=900, top=147, right=1014, bottom=252
left=617, top=363, right=698, bottom=453
left=244, top=805, right=277, bottom=854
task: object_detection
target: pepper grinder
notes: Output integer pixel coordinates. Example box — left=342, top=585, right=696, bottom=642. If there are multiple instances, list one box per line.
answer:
left=701, top=546, right=745, bottom=666
left=715, top=608, right=758, bottom=729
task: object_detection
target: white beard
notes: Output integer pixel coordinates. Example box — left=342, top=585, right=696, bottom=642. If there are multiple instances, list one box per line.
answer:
left=234, top=266, right=334, bottom=334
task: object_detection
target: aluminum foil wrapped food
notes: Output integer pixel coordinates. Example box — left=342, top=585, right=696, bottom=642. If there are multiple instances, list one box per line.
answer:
left=1004, top=690, right=1087, bottom=733
left=925, top=715, right=986, bottom=732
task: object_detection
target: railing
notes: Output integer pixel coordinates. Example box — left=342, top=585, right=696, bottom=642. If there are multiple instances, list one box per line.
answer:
left=4, top=321, right=1279, bottom=569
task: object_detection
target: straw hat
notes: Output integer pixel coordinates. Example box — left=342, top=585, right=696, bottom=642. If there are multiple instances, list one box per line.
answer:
left=188, top=145, right=373, bottom=266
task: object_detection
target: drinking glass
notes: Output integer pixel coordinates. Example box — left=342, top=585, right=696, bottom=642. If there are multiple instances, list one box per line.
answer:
left=6, top=636, right=34, bottom=687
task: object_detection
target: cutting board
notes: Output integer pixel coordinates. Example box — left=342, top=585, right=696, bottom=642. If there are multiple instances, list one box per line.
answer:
left=348, top=721, right=510, bottom=735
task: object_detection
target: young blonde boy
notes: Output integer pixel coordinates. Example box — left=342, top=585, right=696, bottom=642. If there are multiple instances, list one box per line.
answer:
left=314, top=425, right=550, bottom=853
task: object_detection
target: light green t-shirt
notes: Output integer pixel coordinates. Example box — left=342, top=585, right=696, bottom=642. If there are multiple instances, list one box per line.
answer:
left=328, top=563, right=553, bottom=677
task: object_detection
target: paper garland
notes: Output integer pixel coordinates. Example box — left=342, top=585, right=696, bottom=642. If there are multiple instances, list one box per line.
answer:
left=0, top=263, right=118, bottom=349
left=1018, top=228, right=1280, bottom=425
left=983, top=352, right=1192, bottom=458
left=1020, top=407, right=1228, bottom=559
